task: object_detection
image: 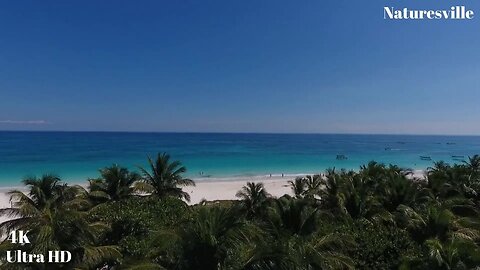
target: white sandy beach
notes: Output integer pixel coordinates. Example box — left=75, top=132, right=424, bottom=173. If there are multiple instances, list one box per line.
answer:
left=0, top=170, right=427, bottom=223
left=0, top=175, right=297, bottom=224
left=0, top=175, right=297, bottom=217
left=185, top=175, right=296, bottom=204
left=185, top=169, right=425, bottom=204
left=0, top=187, right=17, bottom=224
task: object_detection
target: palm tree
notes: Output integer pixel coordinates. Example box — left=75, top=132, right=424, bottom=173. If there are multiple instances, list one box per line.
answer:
left=303, top=174, right=323, bottom=198
left=296, top=233, right=355, bottom=269
left=0, top=174, right=86, bottom=232
left=288, top=177, right=306, bottom=199
left=89, top=164, right=140, bottom=201
left=463, top=154, right=480, bottom=180
left=245, top=232, right=354, bottom=270
left=428, top=161, right=451, bottom=177
left=360, top=161, right=389, bottom=178
left=236, top=182, right=271, bottom=218
left=265, top=196, right=324, bottom=237
left=138, top=153, right=195, bottom=202
left=288, top=175, right=322, bottom=200
left=0, top=175, right=120, bottom=268
left=337, top=175, right=381, bottom=221
left=398, top=203, right=480, bottom=245
left=463, top=154, right=480, bottom=171
left=425, top=163, right=472, bottom=200
left=379, top=174, right=421, bottom=212
left=246, top=196, right=353, bottom=269
left=16, top=174, right=66, bottom=209
left=400, top=238, right=480, bottom=269
left=423, top=238, right=480, bottom=269
left=153, top=206, right=255, bottom=270
left=319, top=171, right=343, bottom=212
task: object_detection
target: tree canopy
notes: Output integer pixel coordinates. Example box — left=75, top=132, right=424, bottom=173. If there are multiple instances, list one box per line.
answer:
left=1, top=154, right=479, bottom=269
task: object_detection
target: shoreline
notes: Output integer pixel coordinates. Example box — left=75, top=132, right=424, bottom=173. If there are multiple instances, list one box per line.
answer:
left=0, top=169, right=427, bottom=210
left=0, top=169, right=428, bottom=224
left=0, top=168, right=428, bottom=188
left=0, top=174, right=301, bottom=223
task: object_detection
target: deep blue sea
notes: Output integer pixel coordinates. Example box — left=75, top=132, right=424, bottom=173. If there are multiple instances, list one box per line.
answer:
left=1, top=131, right=480, bottom=186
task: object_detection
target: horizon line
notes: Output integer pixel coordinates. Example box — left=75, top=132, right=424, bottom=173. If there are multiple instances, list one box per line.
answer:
left=1, top=129, right=480, bottom=137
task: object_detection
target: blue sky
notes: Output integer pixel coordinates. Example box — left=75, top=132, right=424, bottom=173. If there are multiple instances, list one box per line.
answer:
left=1, top=1, right=479, bottom=134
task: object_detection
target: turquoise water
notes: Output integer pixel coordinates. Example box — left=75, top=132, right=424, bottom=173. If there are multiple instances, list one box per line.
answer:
left=1, top=131, right=480, bottom=186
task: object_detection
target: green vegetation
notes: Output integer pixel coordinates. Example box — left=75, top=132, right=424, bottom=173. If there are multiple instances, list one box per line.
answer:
left=1, top=153, right=480, bottom=269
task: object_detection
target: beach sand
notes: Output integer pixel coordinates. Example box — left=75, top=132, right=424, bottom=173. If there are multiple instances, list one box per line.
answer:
left=184, top=169, right=425, bottom=204
left=0, top=170, right=426, bottom=222
left=0, top=175, right=295, bottom=218
left=185, top=175, right=295, bottom=204
left=0, top=175, right=295, bottom=224
left=0, top=188, right=16, bottom=224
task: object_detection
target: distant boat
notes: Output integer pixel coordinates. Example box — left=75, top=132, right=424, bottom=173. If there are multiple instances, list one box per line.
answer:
left=384, top=147, right=392, bottom=151
left=452, top=155, right=465, bottom=162
left=420, top=156, right=432, bottom=161
left=446, top=142, right=456, bottom=145
left=198, top=172, right=212, bottom=178
left=336, top=154, right=348, bottom=160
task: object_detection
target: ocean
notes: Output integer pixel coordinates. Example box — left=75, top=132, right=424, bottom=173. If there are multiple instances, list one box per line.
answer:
left=0, top=131, right=479, bottom=186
